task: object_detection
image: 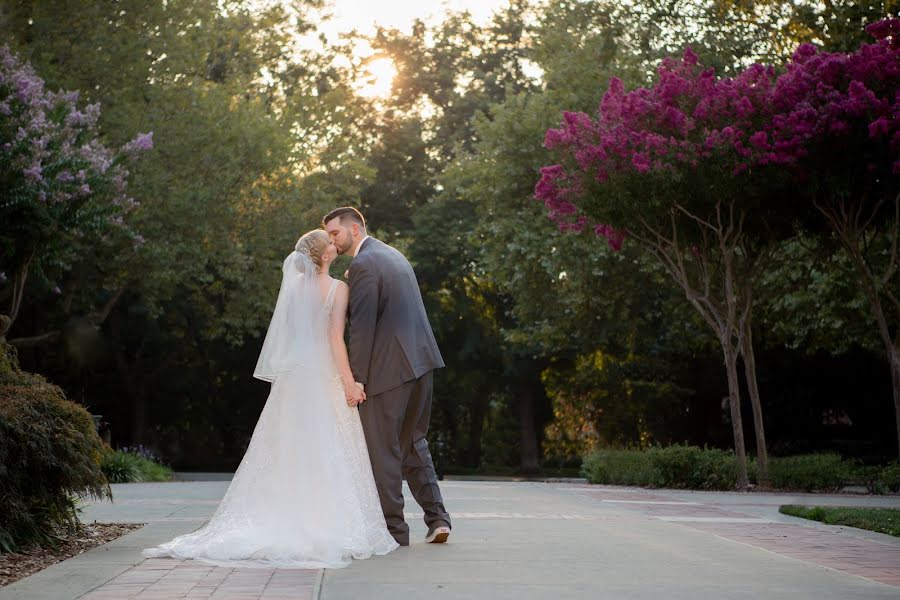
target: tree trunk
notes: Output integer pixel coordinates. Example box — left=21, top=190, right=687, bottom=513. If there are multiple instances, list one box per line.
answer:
left=740, top=317, right=769, bottom=487
left=892, top=349, right=900, bottom=463
left=633, top=203, right=755, bottom=489
left=519, top=385, right=540, bottom=474
left=844, top=246, right=899, bottom=461
left=465, top=398, right=486, bottom=468
left=816, top=195, right=900, bottom=461
left=0, top=252, right=34, bottom=339
left=720, top=219, right=750, bottom=491
left=723, top=341, right=750, bottom=489
left=115, top=350, right=147, bottom=445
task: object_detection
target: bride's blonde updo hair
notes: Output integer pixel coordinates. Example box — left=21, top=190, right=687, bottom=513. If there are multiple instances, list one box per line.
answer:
left=295, top=229, right=330, bottom=268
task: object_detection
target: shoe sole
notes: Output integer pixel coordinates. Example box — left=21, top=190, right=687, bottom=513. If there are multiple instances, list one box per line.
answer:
left=425, top=528, right=450, bottom=544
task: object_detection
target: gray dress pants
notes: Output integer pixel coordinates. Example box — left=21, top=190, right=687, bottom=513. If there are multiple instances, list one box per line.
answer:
left=358, top=371, right=451, bottom=545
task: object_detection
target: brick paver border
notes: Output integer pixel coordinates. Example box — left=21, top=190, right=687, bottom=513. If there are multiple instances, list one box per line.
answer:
left=570, top=485, right=900, bottom=588
left=78, top=558, right=321, bottom=600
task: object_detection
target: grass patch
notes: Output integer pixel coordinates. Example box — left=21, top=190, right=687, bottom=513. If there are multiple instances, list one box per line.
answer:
left=779, top=505, right=900, bottom=537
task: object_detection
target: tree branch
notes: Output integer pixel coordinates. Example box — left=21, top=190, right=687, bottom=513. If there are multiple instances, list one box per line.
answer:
left=881, top=191, right=900, bottom=289
left=861, top=195, right=887, bottom=235
left=90, top=285, right=127, bottom=326
left=9, top=330, right=61, bottom=348
left=673, top=201, right=717, bottom=233
left=634, top=214, right=728, bottom=338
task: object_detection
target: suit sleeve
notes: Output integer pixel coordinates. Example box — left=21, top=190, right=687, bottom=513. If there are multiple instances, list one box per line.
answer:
left=348, top=259, right=378, bottom=385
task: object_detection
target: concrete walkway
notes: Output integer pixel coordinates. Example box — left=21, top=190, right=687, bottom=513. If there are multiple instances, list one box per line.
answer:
left=2, top=479, right=900, bottom=599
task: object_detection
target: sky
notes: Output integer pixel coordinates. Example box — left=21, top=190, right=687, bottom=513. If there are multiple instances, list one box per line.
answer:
left=297, top=0, right=515, bottom=98
left=314, top=0, right=512, bottom=39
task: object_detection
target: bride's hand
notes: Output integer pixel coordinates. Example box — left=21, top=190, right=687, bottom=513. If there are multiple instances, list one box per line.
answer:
left=343, top=380, right=359, bottom=406
left=344, top=379, right=365, bottom=406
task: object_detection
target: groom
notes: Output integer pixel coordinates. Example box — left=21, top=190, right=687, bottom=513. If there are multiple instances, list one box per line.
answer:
left=323, top=207, right=452, bottom=546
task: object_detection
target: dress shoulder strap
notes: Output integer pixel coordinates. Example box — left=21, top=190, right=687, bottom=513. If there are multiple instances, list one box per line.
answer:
left=323, top=278, right=339, bottom=312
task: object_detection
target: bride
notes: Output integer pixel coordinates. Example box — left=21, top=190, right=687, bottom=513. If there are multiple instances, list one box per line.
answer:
left=142, top=229, right=398, bottom=568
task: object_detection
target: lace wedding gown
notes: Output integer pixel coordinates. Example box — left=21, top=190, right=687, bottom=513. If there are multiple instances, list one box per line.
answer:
left=143, top=272, right=398, bottom=568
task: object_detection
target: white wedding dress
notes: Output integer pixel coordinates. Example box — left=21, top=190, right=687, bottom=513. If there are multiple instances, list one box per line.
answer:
left=142, top=252, right=398, bottom=568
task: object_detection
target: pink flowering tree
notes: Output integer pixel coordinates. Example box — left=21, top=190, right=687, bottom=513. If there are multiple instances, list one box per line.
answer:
left=753, top=21, right=900, bottom=458
left=0, top=46, right=151, bottom=339
left=535, top=49, right=795, bottom=488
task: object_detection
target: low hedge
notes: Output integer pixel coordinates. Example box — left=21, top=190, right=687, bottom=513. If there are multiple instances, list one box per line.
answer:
left=582, top=445, right=896, bottom=492
left=582, top=445, right=747, bottom=490
left=767, top=453, right=850, bottom=492
left=0, top=341, right=110, bottom=552
left=856, top=463, right=900, bottom=495
left=582, top=447, right=658, bottom=487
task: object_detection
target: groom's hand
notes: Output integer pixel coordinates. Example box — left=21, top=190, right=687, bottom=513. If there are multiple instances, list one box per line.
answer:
left=345, top=382, right=366, bottom=406
left=354, top=381, right=366, bottom=404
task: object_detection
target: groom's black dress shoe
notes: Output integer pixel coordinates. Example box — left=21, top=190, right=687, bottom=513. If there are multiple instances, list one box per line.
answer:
left=425, top=521, right=450, bottom=544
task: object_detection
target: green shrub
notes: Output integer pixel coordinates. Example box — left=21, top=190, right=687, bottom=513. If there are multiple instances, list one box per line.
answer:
left=101, top=448, right=172, bottom=483
left=582, top=446, right=749, bottom=490
left=647, top=445, right=703, bottom=488
left=582, top=444, right=869, bottom=492
left=855, top=464, right=886, bottom=494
left=648, top=445, right=752, bottom=490
left=691, top=447, right=743, bottom=490
left=0, top=341, right=110, bottom=552
left=860, top=463, right=900, bottom=494
left=879, top=464, right=900, bottom=493
left=768, top=453, right=850, bottom=492
left=581, top=449, right=656, bottom=486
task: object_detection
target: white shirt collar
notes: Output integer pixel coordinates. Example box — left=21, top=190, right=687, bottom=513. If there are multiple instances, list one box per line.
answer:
left=352, top=235, right=371, bottom=257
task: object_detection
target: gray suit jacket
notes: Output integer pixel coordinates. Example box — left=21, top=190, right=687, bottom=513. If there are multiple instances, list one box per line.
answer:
left=347, top=237, right=444, bottom=397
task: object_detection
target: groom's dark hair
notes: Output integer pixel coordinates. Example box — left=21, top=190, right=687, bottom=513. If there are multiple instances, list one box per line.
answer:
left=322, top=206, right=366, bottom=229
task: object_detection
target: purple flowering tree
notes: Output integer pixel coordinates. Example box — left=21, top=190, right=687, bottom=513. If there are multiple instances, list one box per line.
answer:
left=0, top=46, right=151, bottom=340
left=753, top=21, right=900, bottom=458
left=535, top=49, right=796, bottom=489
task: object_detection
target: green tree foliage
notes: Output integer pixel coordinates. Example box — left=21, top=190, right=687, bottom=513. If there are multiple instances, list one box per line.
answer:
left=365, top=1, right=549, bottom=470
left=1, top=0, right=371, bottom=452
left=0, top=44, right=150, bottom=340
left=759, top=238, right=876, bottom=355
left=4, top=0, right=897, bottom=476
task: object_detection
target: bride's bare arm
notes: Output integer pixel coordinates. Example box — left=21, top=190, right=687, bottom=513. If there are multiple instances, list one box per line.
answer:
left=328, top=282, right=364, bottom=402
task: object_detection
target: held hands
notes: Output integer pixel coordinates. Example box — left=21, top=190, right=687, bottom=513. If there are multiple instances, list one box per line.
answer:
left=344, top=380, right=366, bottom=407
